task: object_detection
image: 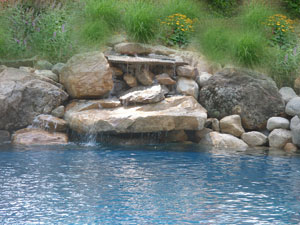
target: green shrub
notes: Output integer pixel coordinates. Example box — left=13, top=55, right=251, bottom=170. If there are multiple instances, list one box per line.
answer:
left=206, top=0, right=240, bottom=17
left=80, top=19, right=111, bottom=45
left=282, top=0, right=300, bottom=18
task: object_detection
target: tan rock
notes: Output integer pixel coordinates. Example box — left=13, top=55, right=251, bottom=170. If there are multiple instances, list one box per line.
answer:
left=34, top=70, right=58, bottom=82
left=111, top=67, right=123, bottom=76
left=65, top=96, right=207, bottom=134
left=241, top=131, right=267, bottom=147
left=114, top=42, right=152, bottom=55
left=195, top=128, right=213, bottom=142
left=220, top=115, right=245, bottom=137
left=176, top=77, right=199, bottom=99
left=32, top=114, right=68, bottom=132
left=12, top=128, right=68, bottom=145
left=51, top=106, right=65, bottom=118
left=164, top=130, right=188, bottom=142
left=60, top=51, right=113, bottom=98
left=124, top=73, right=137, bottom=87
left=136, top=68, right=154, bottom=86
left=177, top=65, right=196, bottom=78
left=155, top=73, right=176, bottom=85
left=284, top=143, right=298, bottom=152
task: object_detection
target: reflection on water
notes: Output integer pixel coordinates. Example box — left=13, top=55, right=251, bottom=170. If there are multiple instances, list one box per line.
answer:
left=0, top=143, right=300, bottom=224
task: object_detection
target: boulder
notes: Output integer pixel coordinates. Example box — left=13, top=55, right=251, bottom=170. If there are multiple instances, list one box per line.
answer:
left=205, top=118, right=220, bottom=132
left=136, top=68, right=154, bottom=86
left=12, top=128, right=68, bottom=145
left=34, top=70, right=58, bottom=82
left=195, top=72, right=212, bottom=88
left=220, top=115, right=245, bottom=137
left=199, top=68, right=285, bottom=130
left=195, top=128, right=213, bottom=142
left=51, top=105, right=65, bottom=118
left=176, top=65, right=196, bottom=78
left=34, top=60, right=53, bottom=70
left=269, top=129, right=292, bottom=149
left=279, top=87, right=297, bottom=104
left=114, top=42, right=152, bottom=55
left=0, top=130, right=10, bottom=143
left=32, top=114, right=68, bottom=132
left=124, top=74, right=138, bottom=87
left=176, top=77, right=199, bottom=99
left=155, top=73, right=176, bottom=85
left=285, top=97, right=300, bottom=116
left=284, top=143, right=298, bottom=152
left=120, top=84, right=165, bottom=105
left=267, top=117, right=290, bottom=131
left=65, top=96, right=207, bottom=134
left=290, top=116, right=300, bottom=131
left=200, top=132, right=248, bottom=149
left=0, top=68, right=68, bottom=130
left=241, top=131, right=267, bottom=147
left=52, top=63, right=65, bottom=75
left=60, top=51, right=113, bottom=98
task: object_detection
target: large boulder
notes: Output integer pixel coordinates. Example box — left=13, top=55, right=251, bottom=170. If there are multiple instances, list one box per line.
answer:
left=0, top=68, right=68, bottom=131
left=12, top=128, right=68, bottom=145
left=65, top=96, right=207, bottom=134
left=200, top=132, right=248, bottom=149
left=60, top=51, right=113, bottom=98
left=199, top=68, right=285, bottom=130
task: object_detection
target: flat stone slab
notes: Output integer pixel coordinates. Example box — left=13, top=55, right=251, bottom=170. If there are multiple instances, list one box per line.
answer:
left=65, top=96, right=207, bottom=134
left=106, top=55, right=188, bottom=66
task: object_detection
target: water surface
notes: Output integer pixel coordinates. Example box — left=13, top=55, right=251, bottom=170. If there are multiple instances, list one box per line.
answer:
left=1, top=143, right=300, bottom=224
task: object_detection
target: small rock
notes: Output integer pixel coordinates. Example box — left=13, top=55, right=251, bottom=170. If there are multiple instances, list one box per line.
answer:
left=34, top=70, right=58, bottom=82
left=35, top=60, right=53, bottom=70
left=52, top=63, right=65, bottom=75
left=0, top=130, right=10, bottom=143
left=241, top=131, right=267, bottom=147
left=19, top=66, right=35, bottom=73
left=164, top=130, right=188, bottom=142
left=176, top=77, right=199, bottom=99
left=195, top=72, right=212, bottom=87
left=279, top=87, right=297, bottom=104
left=195, top=128, right=213, bottom=142
left=51, top=106, right=65, bottom=118
left=136, top=68, right=154, bottom=86
left=284, top=143, right=298, bottom=152
left=155, top=73, right=176, bottom=85
left=32, top=114, right=68, bottom=132
left=12, top=128, right=68, bottom=145
left=111, top=67, right=123, bottom=76
left=290, top=116, right=300, bottom=131
left=120, top=84, right=165, bottom=105
left=269, top=129, right=292, bottom=149
left=98, top=99, right=121, bottom=108
left=267, top=117, right=290, bottom=131
left=114, top=42, right=152, bottom=55
left=124, top=73, right=138, bottom=87
left=200, top=132, right=248, bottom=149
left=285, top=97, right=300, bottom=116
left=177, top=65, right=196, bottom=79
left=220, top=115, right=245, bottom=137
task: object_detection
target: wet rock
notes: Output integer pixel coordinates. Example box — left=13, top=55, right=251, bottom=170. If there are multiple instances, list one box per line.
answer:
left=52, top=63, right=65, bottom=75
left=111, top=67, right=123, bottom=76
left=163, top=130, right=188, bottom=143
left=34, top=70, right=58, bottom=82
left=111, top=80, right=129, bottom=96
left=51, top=105, right=65, bottom=118
left=155, top=73, right=176, bottom=85
left=199, top=68, right=285, bottom=130
left=176, top=77, right=199, bottom=99
left=200, top=132, right=248, bottom=149
left=119, top=84, right=165, bottom=105
left=177, top=65, right=196, bottom=79
left=60, top=51, right=113, bottom=98
left=136, top=68, right=154, bottom=86
left=285, top=97, right=300, bottom=116
left=220, top=115, right=245, bottom=137
left=195, top=72, right=212, bottom=88
left=267, top=117, right=290, bottom=131
left=279, top=87, right=297, bottom=104
left=35, top=60, right=53, bottom=70
left=0, top=130, right=10, bottom=143
left=290, top=116, right=300, bottom=131
left=195, top=128, right=213, bottom=142
left=0, top=68, right=68, bottom=130
left=65, top=96, right=207, bottom=134
left=124, top=73, right=138, bottom=87
left=32, top=114, right=67, bottom=132
left=12, top=128, right=68, bottom=145
left=284, top=143, right=298, bottom=152
left=205, top=118, right=220, bottom=132
left=241, top=131, right=267, bottom=147
left=269, top=129, right=292, bottom=149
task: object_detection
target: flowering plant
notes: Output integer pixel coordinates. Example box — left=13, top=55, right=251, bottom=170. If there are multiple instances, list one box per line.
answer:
left=160, top=13, right=196, bottom=47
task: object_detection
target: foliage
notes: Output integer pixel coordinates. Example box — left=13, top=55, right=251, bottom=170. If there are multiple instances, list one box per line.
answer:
left=160, top=13, right=196, bottom=47
left=206, top=0, right=240, bottom=17
left=282, top=0, right=300, bottom=18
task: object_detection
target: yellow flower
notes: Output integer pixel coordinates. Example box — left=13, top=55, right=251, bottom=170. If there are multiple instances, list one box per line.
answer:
left=282, top=29, right=286, bottom=32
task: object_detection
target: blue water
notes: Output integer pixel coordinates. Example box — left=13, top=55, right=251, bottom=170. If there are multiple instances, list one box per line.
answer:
left=1, top=143, right=300, bottom=224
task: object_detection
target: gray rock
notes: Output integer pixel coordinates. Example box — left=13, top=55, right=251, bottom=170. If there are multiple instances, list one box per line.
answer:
left=200, top=132, right=248, bottom=149
left=119, top=84, right=165, bottom=105
left=292, top=124, right=300, bottom=147
left=114, top=42, right=152, bottom=55
left=195, top=128, right=213, bottom=142
left=52, top=63, right=65, bottom=75
left=176, top=77, right=199, bottom=99
left=279, top=87, right=297, bottom=104
left=290, top=116, right=300, bottom=131
left=285, top=97, right=300, bottom=116
left=269, top=129, right=292, bottom=149
left=241, top=131, right=267, bottom=146
left=34, top=70, right=58, bottom=82
left=0, top=130, right=10, bottom=143
left=32, top=114, right=67, bottom=132
left=195, top=72, right=212, bottom=87
left=177, top=65, right=196, bottom=78
left=220, top=115, right=245, bottom=137
left=0, top=68, right=68, bottom=130
left=35, top=60, right=53, bottom=70
left=267, top=117, right=290, bottom=131
left=51, top=106, right=65, bottom=118
left=199, top=68, right=285, bottom=130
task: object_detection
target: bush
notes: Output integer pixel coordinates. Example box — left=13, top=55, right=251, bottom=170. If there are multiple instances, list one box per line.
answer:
left=206, top=0, right=240, bottom=17
left=283, top=0, right=300, bottom=17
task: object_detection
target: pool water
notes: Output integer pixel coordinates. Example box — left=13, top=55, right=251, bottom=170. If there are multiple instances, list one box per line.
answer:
left=1, top=143, right=300, bottom=224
